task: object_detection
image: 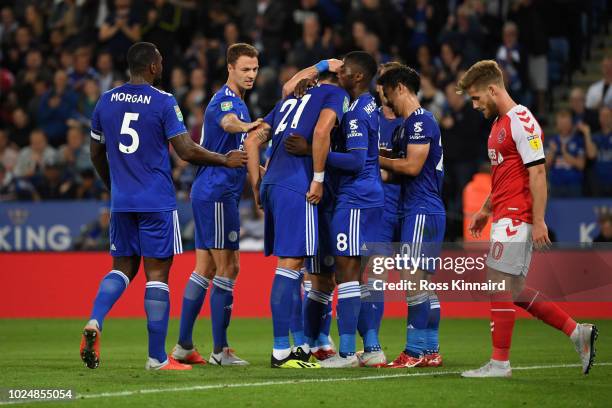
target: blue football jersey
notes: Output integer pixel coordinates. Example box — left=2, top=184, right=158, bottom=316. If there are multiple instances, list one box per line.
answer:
left=90, top=83, right=187, bottom=212
left=262, top=83, right=349, bottom=194
left=333, top=93, right=384, bottom=209
left=378, top=107, right=403, bottom=216
left=191, top=85, right=251, bottom=202
left=393, top=108, right=445, bottom=215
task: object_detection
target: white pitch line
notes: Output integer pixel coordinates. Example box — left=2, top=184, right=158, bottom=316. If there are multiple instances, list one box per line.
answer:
left=1, top=362, right=610, bottom=405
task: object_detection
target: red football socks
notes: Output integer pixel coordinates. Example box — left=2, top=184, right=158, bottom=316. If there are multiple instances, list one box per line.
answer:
left=514, top=286, right=577, bottom=337
left=490, top=291, right=516, bottom=361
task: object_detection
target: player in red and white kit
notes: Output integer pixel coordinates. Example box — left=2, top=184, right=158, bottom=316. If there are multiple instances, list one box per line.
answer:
left=456, top=60, right=598, bottom=378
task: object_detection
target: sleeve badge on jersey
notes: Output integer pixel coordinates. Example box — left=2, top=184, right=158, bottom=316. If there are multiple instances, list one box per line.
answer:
left=221, top=101, right=233, bottom=111
left=343, top=96, right=349, bottom=113
left=174, top=105, right=184, bottom=122
left=526, top=134, right=541, bottom=150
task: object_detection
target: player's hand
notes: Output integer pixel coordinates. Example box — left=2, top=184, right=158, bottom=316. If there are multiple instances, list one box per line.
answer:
left=294, top=78, right=316, bottom=98
left=259, top=165, right=266, bottom=178
left=306, top=180, right=323, bottom=205
left=469, top=210, right=489, bottom=239
left=225, top=149, right=248, bottom=168
left=253, top=185, right=263, bottom=209
left=243, top=118, right=264, bottom=133
left=284, top=134, right=311, bottom=156
left=532, top=220, right=551, bottom=250
left=379, top=147, right=394, bottom=158
left=327, top=58, right=344, bottom=73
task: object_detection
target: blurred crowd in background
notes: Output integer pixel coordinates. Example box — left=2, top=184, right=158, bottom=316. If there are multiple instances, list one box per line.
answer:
left=0, top=0, right=610, bottom=244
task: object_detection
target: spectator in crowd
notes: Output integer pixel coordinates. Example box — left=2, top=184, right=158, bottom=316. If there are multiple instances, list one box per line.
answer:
left=5, top=26, right=34, bottom=73
left=440, top=81, right=485, bottom=240
left=24, top=4, right=45, bottom=40
left=71, top=78, right=100, bottom=128
left=0, top=163, right=38, bottom=201
left=419, top=74, right=446, bottom=120
left=0, top=6, right=19, bottom=49
left=14, top=129, right=58, bottom=179
left=569, top=87, right=600, bottom=133
left=142, top=0, right=182, bottom=84
left=438, top=4, right=484, bottom=67
left=75, top=168, right=107, bottom=200
left=593, top=213, right=612, bottom=243
left=8, top=108, right=33, bottom=148
left=289, top=14, right=333, bottom=69
left=545, top=110, right=586, bottom=197
left=415, top=44, right=437, bottom=80
left=14, top=49, right=51, bottom=107
left=96, top=51, right=122, bottom=94
left=172, top=154, right=197, bottom=201
left=0, top=129, right=18, bottom=172
left=586, top=55, right=612, bottom=109
left=67, top=46, right=99, bottom=92
left=435, top=42, right=464, bottom=88
left=496, top=21, right=528, bottom=105
left=33, top=162, right=77, bottom=200
left=58, top=125, right=91, bottom=173
left=73, top=207, right=111, bottom=250
left=170, top=66, right=189, bottom=109
left=99, top=0, right=142, bottom=71
left=37, top=69, right=77, bottom=146
left=184, top=67, right=207, bottom=114
left=509, top=0, right=549, bottom=119
left=585, top=107, right=612, bottom=197
left=48, top=0, right=79, bottom=42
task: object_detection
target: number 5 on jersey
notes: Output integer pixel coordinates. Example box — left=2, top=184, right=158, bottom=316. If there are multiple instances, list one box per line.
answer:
left=120, top=112, right=140, bottom=154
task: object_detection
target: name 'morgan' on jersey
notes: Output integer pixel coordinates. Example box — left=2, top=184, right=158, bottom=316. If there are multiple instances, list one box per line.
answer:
left=191, top=85, right=251, bottom=203
left=393, top=108, right=445, bottom=216
left=90, top=83, right=187, bottom=212
left=262, top=83, right=349, bottom=194
left=333, top=92, right=384, bottom=209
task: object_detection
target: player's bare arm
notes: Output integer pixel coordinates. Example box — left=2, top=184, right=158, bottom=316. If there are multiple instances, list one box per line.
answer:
left=170, top=133, right=247, bottom=168
left=469, top=194, right=491, bottom=239
left=307, top=108, right=338, bottom=205
left=90, top=139, right=110, bottom=191
left=220, top=113, right=263, bottom=134
left=379, top=143, right=429, bottom=176
left=528, top=164, right=552, bottom=249
left=244, top=123, right=272, bottom=208
left=282, top=58, right=343, bottom=98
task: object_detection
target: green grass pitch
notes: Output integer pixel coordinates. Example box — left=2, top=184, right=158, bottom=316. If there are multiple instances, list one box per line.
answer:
left=0, top=318, right=610, bottom=407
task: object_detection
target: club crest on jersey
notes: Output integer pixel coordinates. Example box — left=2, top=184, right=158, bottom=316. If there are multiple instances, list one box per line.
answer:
left=497, top=128, right=506, bottom=143
left=414, top=121, right=423, bottom=133
left=221, top=101, right=233, bottom=111
left=174, top=105, right=183, bottom=122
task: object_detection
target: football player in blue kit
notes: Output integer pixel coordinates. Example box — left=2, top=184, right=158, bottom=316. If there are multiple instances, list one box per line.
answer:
left=378, top=66, right=445, bottom=369
left=245, top=62, right=348, bottom=368
left=80, top=42, right=247, bottom=371
left=172, top=43, right=262, bottom=367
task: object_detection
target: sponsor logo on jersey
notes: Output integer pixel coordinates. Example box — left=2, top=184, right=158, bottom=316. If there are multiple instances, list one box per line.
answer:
left=414, top=121, right=423, bottom=133
left=174, top=105, right=183, bottom=122
left=349, top=119, right=358, bottom=130
left=221, top=101, right=233, bottom=111
left=497, top=128, right=506, bottom=143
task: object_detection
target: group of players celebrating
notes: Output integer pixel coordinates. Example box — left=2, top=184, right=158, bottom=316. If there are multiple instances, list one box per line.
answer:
left=80, top=41, right=598, bottom=377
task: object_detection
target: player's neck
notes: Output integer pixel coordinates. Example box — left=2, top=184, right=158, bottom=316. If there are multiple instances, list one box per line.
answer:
left=496, top=93, right=517, bottom=117
left=400, top=96, right=420, bottom=119
left=350, top=85, right=369, bottom=100
left=226, top=80, right=245, bottom=100
left=128, top=74, right=151, bottom=86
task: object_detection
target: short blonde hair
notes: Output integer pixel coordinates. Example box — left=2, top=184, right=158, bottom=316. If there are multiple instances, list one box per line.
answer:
left=457, top=60, right=504, bottom=94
